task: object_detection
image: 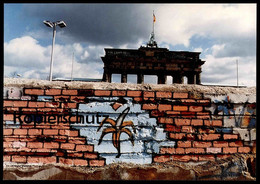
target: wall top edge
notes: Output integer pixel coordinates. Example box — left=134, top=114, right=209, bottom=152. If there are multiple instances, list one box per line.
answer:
left=4, top=78, right=256, bottom=95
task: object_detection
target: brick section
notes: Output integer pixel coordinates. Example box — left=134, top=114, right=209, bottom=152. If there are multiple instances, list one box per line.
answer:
left=156, top=92, right=172, bottom=98
left=24, top=88, right=44, bottom=95
left=112, top=90, right=126, bottom=96
left=94, top=90, right=111, bottom=96
left=127, top=90, right=142, bottom=97
left=173, top=92, right=188, bottom=99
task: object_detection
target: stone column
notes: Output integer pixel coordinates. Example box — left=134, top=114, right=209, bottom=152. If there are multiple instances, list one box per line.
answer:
left=121, top=73, right=127, bottom=83
left=102, top=70, right=112, bottom=83
left=137, top=73, right=144, bottom=84
left=196, top=73, right=201, bottom=84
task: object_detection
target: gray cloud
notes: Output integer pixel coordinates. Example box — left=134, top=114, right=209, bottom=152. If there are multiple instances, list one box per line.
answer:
left=23, top=4, right=153, bottom=47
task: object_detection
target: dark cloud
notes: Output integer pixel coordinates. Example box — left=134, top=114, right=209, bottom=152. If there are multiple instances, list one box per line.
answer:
left=23, top=4, right=153, bottom=47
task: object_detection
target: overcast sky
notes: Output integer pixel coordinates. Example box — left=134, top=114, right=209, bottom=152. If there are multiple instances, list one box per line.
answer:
left=4, top=3, right=256, bottom=86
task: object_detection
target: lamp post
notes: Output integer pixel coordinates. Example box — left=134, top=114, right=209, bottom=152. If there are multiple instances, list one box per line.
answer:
left=43, top=20, right=66, bottom=81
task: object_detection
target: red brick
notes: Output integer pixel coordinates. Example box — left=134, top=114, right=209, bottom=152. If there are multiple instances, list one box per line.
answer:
left=44, top=142, right=59, bottom=149
left=173, top=105, right=188, bottom=111
left=169, top=133, right=186, bottom=139
left=198, top=134, right=221, bottom=141
left=62, top=89, right=78, bottom=95
left=171, top=155, right=198, bottom=162
left=158, top=104, right=172, bottom=111
left=28, top=129, right=42, bottom=135
left=112, top=90, right=126, bottom=96
left=84, top=152, right=98, bottom=159
left=166, top=111, right=180, bottom=117
left=61, top=102, right=77, bottom=109
left=12, top=155, right=26, bottom=163
left=67, top=152, right=84, bottom=157
left=191, top=119, right=203, bottom=126
left=58, top=158, right=74, bottom=165
left=156, top=91, right=172, bottom=98
left=189, top=106, right=203, bottom=112
left=27, top=142, right=43, bottom=148
left=45, top=89, right=61, bottom=95
left=213, top=141, right=229, bottom=147
left=59, top=129, right=79, bottom=137
left=175, top=118, right=190, bottom=126
left=13, top=101, right=28, bottom=107
left=173, top=92, right=188, bottom=99
left=199, top=155, right=215, bottom=161
left=70, top=96, right=85, bottom=103
left=28, top=156, right=56, bottom=164
left=223, top=134, right=238, bottom=140
left=212, top=120, right=222, bottom=127
left=158, top=117, right=173, bottom=124
left=160, top=147, right=175, bottom=154
left=4, top=114, right=13, bottom=121
left=238, top=147, right=251, bottom=153
left=127, top=90, right=142, bottom=97
left=142, top=104, right=157, bottom=110
left=165, top=124, right=181, bottom=132
left=153, top=155, right=171, bottom=163
left=4, top=142, right=13, bottom=148
left=13, top=129, right=27, bottom=135
left=3, top=155, right=11, bottom=162
left=143, top=91, right=155, bottom=98
left=89, top=159, right=105, bottom=166
left=43, top=129, right=59, bottom=135
left=24, top=88, right=44, bottom=95
left=185, top=148, right=205, bottom=154
left=229, top=141, right=243, bottom=147
left=4, top=129, right=13, bottom=135
left=45, top=102, right=60, bottom=108
left=60, top=143, right=75, bottom=150
left=95, top=90, right=111, bottom=96
left=177, top=141, right=191, bottom=148
left=181, top=126, right=195, bottom=133
left=73, top=159, right=88, bottom=166
left=223, top=147, right=237, bottom=154
left=193, top=141, right=212, bottom=148
left=76, top=144, right=93, bottom=152
left=28, top=101, right=45, bottom=108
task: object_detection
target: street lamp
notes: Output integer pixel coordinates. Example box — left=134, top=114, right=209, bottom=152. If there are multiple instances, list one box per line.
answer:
left=43, top=20, right=67, bottom=81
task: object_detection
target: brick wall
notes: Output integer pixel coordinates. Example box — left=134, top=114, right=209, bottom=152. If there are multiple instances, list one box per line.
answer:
left=3, top=82, right=256, bottom=167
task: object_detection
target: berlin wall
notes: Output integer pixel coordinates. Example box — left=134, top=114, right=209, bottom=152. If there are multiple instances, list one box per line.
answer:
left=3, top=78, right=256, bottom=180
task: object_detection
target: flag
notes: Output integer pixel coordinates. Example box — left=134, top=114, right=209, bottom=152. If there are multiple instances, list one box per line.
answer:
left=153, top=13, right=156, bottom=22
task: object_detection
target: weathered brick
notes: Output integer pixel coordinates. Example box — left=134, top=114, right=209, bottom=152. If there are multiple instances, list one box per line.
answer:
left=175, top=118, right=190, bottom=126
left=89, top=159, right=105, bottom=167
left=4, top=129, right=13, bottom=135
left=169, top=133, right=186, bottom=139
left=60, top=143, right=75, bottom=150
left=44, top=142, right=59, bottom=149
left=158, top=104, right=172, bottom=111
left=45, top=89, right=61, bottom=95
left=59, top=158, right=73, bottom=165
left=73, top=159, right=88, bottom=166
left=4, top=155, right=11, bottom=162
left=229, top=141, right=243, bottom=147
left=173, top=92, right=188, bottom=99
left=165, top=124, right=181, bottom=132
left=67, top=153, right=84, bottom=157
left=84, top=152, right=98, bottom=159
left=198, top=134, right=221, bottom=141
left=27, top=142, right=43, bottom=149
left=95, top=90, right=111, bottom=96
left=160, top=147, right=176, bottom=154
left=24, top=88, right=44, bottom=95
left=143, top=91, right=155, bottom=98
left=142, top=104, right=157, bottom=110
left=158, top=117, right=174, bottom=124
left=13, top=101, right=28, bottom=107
left=12, top=142, right=26, bottom=149
left=206, top=147, right=222, bottom=154
left=191, top=119, right=203, bottom=126
left=223, top=147, right=237, bottom=154
left=61, top=102, right=77, bottom=109
left=171, top=155, right=197, bottom=162
left=156, top=92, right=172, bottom=98
left=43, top=129, right=59, bottom=135
left=185, top=148, right=205, bottom=154
left=13, top=129, right=27, bottom=135
left=213, top=141, right=229, bottom=147
left=153, top=155, right=171, bottom=163
left=28, top=156, right=56, bottom=164
left=28, top=101, right=45, bottom=108
left=28, top=129, right=42, bottom=135
left=238, top=147, right=251, bottom=153
left=45, top=102, right=60, bottom=108
left=166, top=111, right=180, bottom=117
left=59, top=129, right=78, bottom=137
left=112, top=90, right=126, bottom=96
left=78, top=89, right=94, bottom=96
left=181, top=126, right=195, bottom=133
left=127, top=90, right=142, bottom=97
left=223, top=134, right=238, bottom=140
left=62, top=89, right=78, bottom=95
left=189, top=106, right=203, bottom=112
left=4, top=114, right=13, bottom=121
left=173, top=105, right=188, bottom=111
left=76, top=144, right=93, bottom=152
left=177, top=141, right=191, bottom=148
left=198, top=155, right=215, bottom=161
left=12, top=155, right=27, bottom=163
left=193, top=141, right=212, bottom=148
